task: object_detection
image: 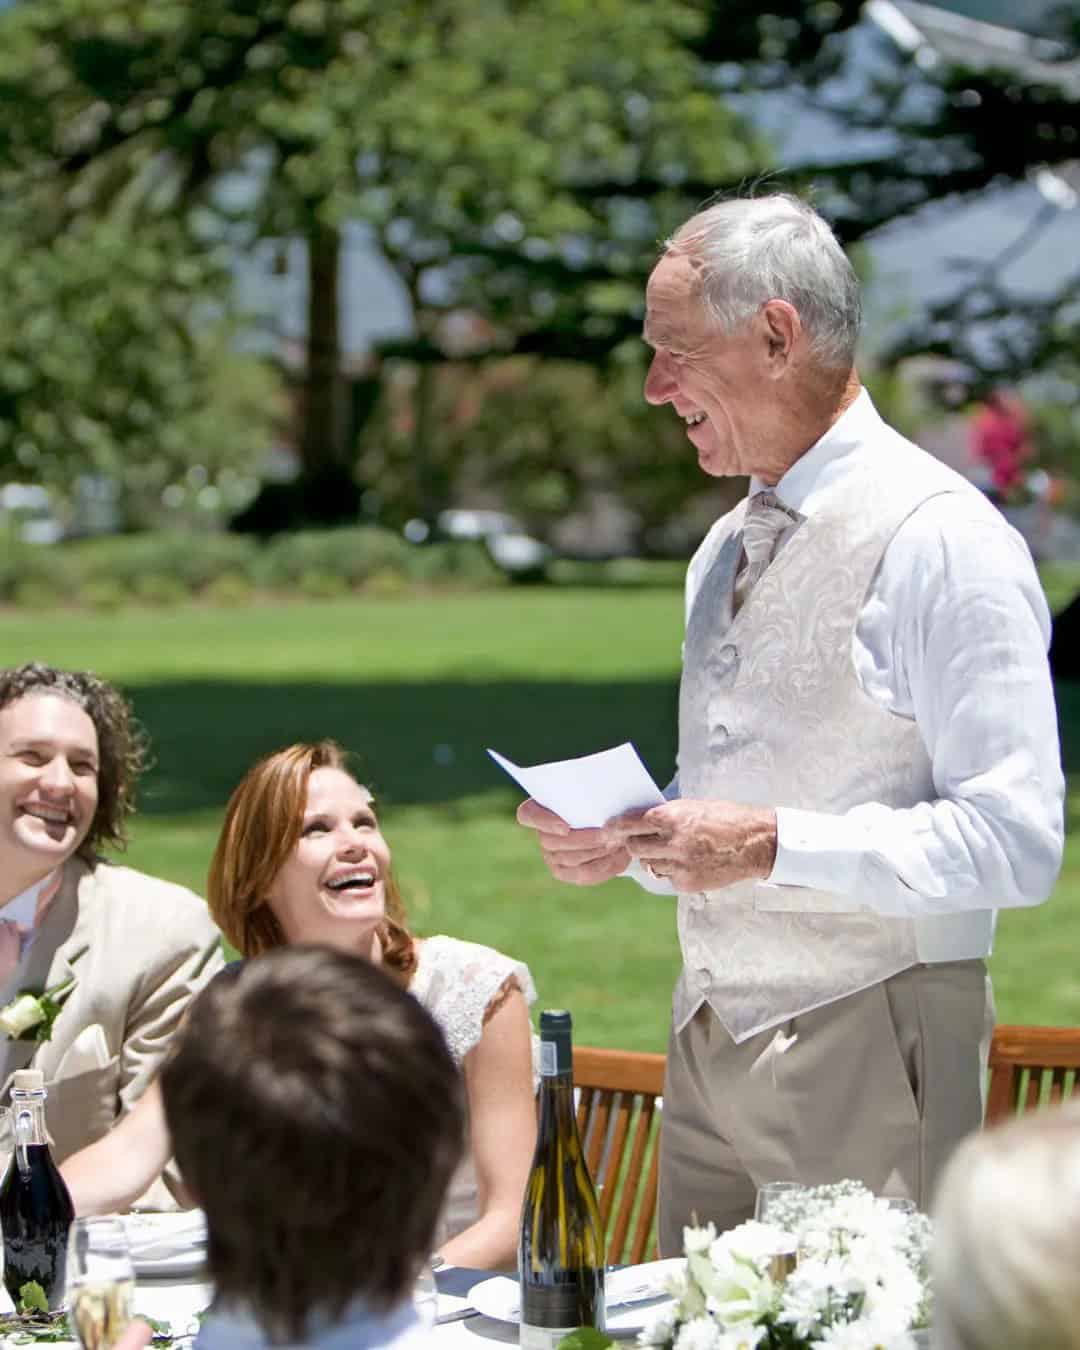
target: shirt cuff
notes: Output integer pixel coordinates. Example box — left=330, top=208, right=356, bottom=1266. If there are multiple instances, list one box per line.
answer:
left=620, top=858, right=677, bottom=897
left=767, top=807, right=865, bottom=896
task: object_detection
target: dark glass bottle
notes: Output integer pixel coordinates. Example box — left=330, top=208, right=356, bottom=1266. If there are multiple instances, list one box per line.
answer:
left=1, top=1069, right=75, bottom=1310
left=518, top=1010, right=605, bottom=1350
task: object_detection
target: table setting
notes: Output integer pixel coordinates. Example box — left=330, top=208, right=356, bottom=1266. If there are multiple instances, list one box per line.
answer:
left=0, top=1226, right=685, bottom=1350
left=0, top=1212, right=213, bottom=1349
left=0, top=1180, right=933, bottom=1350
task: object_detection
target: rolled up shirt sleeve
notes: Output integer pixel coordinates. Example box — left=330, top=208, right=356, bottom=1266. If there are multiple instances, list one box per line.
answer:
left=768, top=501, right=1064, bottom=917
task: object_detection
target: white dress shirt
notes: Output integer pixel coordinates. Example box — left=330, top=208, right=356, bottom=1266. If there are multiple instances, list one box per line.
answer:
left=636, top=390, right=1064, bottom=923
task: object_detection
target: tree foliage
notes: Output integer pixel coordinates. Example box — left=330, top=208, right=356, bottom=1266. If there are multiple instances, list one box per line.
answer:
left=1, top=0, right=1077, bottom=530
left=687, top=1, right=1080, bottom=389
left=0, top=203, right=277, bottom=525
left=0, top=0, right=766, bottom=520
left=362, top=353, right=741, bottom=548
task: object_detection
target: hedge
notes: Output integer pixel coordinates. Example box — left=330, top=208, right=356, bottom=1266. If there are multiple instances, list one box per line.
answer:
left=0, top=525, right=507, bottom=610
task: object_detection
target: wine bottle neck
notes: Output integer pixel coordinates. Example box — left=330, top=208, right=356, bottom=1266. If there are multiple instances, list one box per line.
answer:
left=11, top=1094, right=49, bottom=1170
left=536, top=1072, right=577, bottom=1138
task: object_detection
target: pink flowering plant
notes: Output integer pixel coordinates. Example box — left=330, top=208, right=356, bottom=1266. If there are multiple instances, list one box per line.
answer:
left=637, top=1182, right=932, bottom=1350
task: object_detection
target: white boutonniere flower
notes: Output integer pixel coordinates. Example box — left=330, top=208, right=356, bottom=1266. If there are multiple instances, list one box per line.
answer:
left=0, top=945, right=88, bottom=1043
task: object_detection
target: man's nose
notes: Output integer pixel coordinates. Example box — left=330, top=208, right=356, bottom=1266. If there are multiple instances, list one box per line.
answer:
left=644, top=352, right=675, bottom=406
left=40, top=756, right=75, bottom=793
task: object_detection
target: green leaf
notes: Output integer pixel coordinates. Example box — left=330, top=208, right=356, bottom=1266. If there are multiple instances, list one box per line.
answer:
left=18, top=1283, right=48, bottom=1315
left=557, top=1329, right=615, bottom=1350
left=0, top=1311, right=74, bottom=1343
left=31, top=996, right=65, bottom=1044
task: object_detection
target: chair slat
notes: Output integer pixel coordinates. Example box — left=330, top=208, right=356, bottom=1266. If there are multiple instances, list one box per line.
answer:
left=586, top=1094, right=613, bottom=1187
left=630, top=1135, right=661, bottom=1264
left=573, top=1047, right=666, bottom=1264
left=601, top=1095, right=634, bottom=1229
left=984, top=1062, right=1020, bottom=1125
left=610, top=1098, right=655, bottom=1261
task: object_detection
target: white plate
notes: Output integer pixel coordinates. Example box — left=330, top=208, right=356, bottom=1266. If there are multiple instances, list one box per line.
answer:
left=470, top=1259, right=682, bottom=1335
left=121, top=1212, right=208, bottom=1279
left=132, top=1248, right=208, bottom=1279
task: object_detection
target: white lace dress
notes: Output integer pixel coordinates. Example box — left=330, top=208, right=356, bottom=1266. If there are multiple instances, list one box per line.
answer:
left=409, top=935, right=538, bottom=1240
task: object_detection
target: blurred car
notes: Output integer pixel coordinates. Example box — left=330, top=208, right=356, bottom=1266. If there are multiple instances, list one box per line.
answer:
left=0, top=484, right=64, bottom=544
left=435, top=508, right=552, bottom=580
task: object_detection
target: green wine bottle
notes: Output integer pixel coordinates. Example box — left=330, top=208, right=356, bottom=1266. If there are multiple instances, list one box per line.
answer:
left=518, top=1010, right=605, bottom=1350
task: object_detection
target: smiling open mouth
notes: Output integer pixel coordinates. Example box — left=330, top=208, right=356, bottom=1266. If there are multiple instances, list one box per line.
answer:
left=21, top=804, right=74, bottom=828
left=685, top=411, right=707, bottom=427
left=325, top=872, right=376, bottom=893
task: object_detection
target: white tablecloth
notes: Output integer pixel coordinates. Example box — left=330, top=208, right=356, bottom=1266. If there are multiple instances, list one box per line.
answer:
left=130, top=1274, right=519, bottom=1348
left=0, top=1272, right=519, bottom=1348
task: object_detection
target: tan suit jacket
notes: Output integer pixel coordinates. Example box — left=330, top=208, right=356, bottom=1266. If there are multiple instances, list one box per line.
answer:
left=0, top=855, right=224, bottom=1191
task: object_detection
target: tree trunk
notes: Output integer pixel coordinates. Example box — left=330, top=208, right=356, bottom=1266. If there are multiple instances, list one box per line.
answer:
left=412, top=359, right=438, bottom=526
left=299, top=219, right=344, bottom=480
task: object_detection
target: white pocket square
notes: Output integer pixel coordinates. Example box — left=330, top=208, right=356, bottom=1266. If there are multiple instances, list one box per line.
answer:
left=53, top=1023, right=111, bottom=1080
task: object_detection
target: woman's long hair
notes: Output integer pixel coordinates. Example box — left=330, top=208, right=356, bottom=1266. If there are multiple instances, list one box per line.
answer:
left=206, top=740, right=417, bottom=985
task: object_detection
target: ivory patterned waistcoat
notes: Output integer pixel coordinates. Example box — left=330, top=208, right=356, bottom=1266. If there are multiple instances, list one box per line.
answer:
left=674, top=445, right=976, bottom=1042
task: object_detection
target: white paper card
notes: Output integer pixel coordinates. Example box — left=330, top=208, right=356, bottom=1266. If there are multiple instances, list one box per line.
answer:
left=487, top=742, right=665, bottom=829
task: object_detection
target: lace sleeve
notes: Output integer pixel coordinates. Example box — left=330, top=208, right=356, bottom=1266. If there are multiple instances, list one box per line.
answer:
left=414, top=936, right=537, bottom=1065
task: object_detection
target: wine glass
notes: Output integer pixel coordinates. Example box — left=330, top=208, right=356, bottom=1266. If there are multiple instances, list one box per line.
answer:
left=754, top=1182, right=802, bottom=1283
left=412, top=1260, right=439, bottom=1329
left=882, top=1197, right=917, bottom=1215
left=65, top=1218, right=135, bottom=1350
left=753, top=1180, right=803, bottom=1222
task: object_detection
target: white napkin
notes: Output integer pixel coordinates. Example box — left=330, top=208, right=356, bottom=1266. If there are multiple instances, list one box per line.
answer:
left=122, top=1209, right=208, bottom=1260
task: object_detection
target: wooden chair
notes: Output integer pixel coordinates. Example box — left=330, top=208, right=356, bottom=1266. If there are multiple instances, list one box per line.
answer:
left=985, top=1023, right=1080, bottom=1125
left=569, top=1024, right=1080, bottom=1262
left=574, top=1045, right=666, bottom=1264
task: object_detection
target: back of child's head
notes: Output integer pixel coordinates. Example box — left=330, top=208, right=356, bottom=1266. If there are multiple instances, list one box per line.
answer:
left=161, top=945, right=465, bottom=1342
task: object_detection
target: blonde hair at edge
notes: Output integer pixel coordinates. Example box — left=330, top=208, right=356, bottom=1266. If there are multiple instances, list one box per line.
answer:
left=933, top=1104, right=1080, bottom=1350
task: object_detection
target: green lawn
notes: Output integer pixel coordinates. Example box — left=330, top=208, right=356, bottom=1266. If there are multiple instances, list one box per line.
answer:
left=5, top=586, right=1078, bottom=1049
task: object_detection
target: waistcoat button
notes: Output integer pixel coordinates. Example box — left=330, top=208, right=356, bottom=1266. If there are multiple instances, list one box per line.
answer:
left=709, top=643, right=739, bottom=686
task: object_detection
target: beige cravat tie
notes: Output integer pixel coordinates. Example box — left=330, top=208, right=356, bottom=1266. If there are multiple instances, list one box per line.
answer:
left=734, top=490, right=800, bottom=613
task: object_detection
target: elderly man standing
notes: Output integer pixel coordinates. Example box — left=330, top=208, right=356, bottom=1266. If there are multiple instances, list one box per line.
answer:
left=517, top=193, right=1064, bottom=1249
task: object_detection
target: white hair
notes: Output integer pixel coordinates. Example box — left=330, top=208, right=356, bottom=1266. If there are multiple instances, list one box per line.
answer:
left=933, top=1104, right=1080, bottom=1350
left=665, top=193, right=861, bottom=369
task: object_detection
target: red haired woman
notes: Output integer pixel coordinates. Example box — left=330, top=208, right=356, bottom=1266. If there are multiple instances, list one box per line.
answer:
left=61, top=742, right=537, bottom=1271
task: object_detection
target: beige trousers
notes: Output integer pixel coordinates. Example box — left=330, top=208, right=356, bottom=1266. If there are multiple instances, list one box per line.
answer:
left=657, top=960, right=994, bottom=1254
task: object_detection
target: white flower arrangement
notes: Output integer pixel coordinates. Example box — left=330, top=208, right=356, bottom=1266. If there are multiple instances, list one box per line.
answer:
left=638, top=1182, right=932, bottom=1350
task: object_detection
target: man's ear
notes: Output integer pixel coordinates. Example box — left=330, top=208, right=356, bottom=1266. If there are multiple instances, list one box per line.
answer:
left=759, top=300, right=800, bottom=374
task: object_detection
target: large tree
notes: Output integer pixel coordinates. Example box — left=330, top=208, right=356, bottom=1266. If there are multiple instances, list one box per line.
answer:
left=3, top=0, right=1076, bottom=529
left=0, top=0, right=765, bottom=522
